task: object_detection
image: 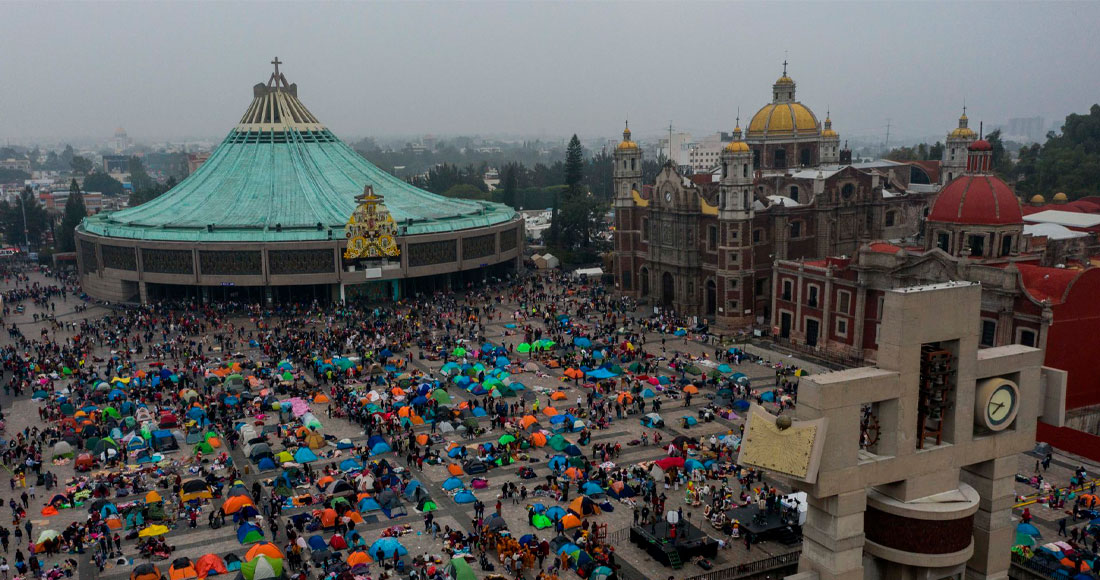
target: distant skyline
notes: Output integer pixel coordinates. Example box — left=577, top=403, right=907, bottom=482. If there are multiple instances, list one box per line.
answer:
left=2, top=2, right=1098, bottom=146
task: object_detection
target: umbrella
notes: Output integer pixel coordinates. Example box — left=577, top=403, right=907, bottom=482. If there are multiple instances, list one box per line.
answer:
left=1017, top=522, right=1041, bottom=537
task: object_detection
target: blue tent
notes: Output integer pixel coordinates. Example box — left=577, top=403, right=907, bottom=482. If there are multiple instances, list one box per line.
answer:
left=519, top=534, right=538, bottom=546
left=673, top=329, right=687, bottom=336
left=454, top=490, right=477, bottom=504
left=472, top=407, right=487, bottom=417
left=367, top=435, right=387, bottom=448
left=732, top=399, right=751, bottom=411
left=411, top=396, right=428, bottom=406
left=717, top=364, right=732, bottom=373
left=556, top=542, right=580, bottom=555
left=684, top=459, right=704, bottom=471
left=681, top=416, right=698, bottom=427
left=257, top=457, right=276, bottom=471
left=530, top=503, right=546, bottom=513
left=371, top=442, right=393, bottom=455
left=761, top=391, right=776, bottom=402
left=1016, top=522, right=1041, bottom=537
left=187, top=407, right=206, bottom=420
left=369, top=537, right=408, bottom=558
left=308, top=535, right=328, bottom=551
left=641, top=388, right=656, bottom=398
left=592, top=350, right=604, bottom=360
left=496, top=356, right=511, bottom=368
left=404, top=480, right=422, bottom=498
left=339, top=458, right=362, bottom=472
left=236, top=522, right=265, bottom=544
left=581, top=482, right=603, bottom=496
left=586, top=368, right=616, bottom=380
left=546, top=506, right=567, bottom=521
left=573, top=337, right=591, bottom=348
left=564, top=445, right=582, bottom=457
left=358, top=498, right=381, bottom=512
left=608, top=483, right=636, bottom=499
left=294, top=447, right=318, bottom=463
left=442, top=477, right=464, bottom=491
left=108, top=389, right=126, bottom=401
left=548, top=456, right=568, bottom=470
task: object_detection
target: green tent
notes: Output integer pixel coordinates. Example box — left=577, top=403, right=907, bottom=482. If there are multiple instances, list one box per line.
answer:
left=281, top=371, right=293, bottom=381
left=241, top=555, right=283, bottom=580
left=193, top=442, right=214, bottom=455
left=517, top=343, right=532, bottom=353
left=532, top=514, right=553, bottom=529
left=103, top=406, right=120, bottom=419
left=498, top=434, right=516, bottom=445
left=432, top=389, right=452, bottom=405
left=452, top=347, right=467, bottom=357
left=60, top=403, right=75, bottom=416
left=447, top=557, right=476, bottom=580
left=549, top=434, right=568, bottom=451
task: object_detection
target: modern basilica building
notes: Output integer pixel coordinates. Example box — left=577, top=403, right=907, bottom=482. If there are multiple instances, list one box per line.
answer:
left=76, top=60, right=523, bottom=304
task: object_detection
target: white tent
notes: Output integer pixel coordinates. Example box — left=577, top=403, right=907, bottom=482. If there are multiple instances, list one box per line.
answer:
left=533, top=254, right=559, bottom=269
left=573, top=267, right=603, bottom=279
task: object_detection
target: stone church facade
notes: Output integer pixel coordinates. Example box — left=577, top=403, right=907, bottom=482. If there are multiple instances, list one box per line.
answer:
left=611, top=70, right=937, bottom=329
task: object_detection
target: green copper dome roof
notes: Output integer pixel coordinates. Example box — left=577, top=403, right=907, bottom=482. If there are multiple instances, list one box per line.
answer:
left=80, top=65, right=515, bottom=242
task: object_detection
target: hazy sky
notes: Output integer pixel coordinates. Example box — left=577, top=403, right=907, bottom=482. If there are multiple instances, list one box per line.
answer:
left=3, top=2, right=1099, bottom=145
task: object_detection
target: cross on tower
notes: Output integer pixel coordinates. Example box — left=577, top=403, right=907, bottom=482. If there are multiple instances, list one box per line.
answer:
left=783, top=58, right=788, bottom=76
left=271, top=57, right=282, bottom=78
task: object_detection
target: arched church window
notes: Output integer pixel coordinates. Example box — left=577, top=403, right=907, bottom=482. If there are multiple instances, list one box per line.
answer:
left=841, top=183, right=855, bottom=200
left=774, top=149, right=787, bottom=169
left=800, top=148, right=811, bottom=167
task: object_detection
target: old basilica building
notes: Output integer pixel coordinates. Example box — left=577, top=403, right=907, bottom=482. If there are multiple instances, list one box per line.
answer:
left=612, top=68, right=940, bottom=328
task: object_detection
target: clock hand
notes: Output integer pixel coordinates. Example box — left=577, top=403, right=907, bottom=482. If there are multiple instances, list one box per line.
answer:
left=990, top=401, right=1005, bottom=413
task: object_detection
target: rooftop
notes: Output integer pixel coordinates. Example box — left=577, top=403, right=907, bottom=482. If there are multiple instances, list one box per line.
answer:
left=80, top=61, right=515, bottom=242
left=1023, top=210, right=1100, bottom=229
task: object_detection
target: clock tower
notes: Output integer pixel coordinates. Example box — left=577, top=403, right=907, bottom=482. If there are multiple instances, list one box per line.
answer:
left=613, top=122, right=644, bottom=297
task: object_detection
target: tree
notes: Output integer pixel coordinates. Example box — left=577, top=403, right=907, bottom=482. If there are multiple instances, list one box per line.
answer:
left=0, top=187, right=49, bottom=249
left=985, top=129, right=1014, bottom=175
left=550, top=135, right=602, bottom=250
left=82, top=172, right=125, bottom=196
left=500, top=163, right=519, bottom=209
left=564, top=135, right=584, bottom=192
left=128, top=156, right=155, bottom=192
left=70, top=155, right=93, bottom=175
left=442, top=184, right=489, bottom=200
left=56, top=179, right=86, bottom=252
left=929, top=141, right=945, bottom=161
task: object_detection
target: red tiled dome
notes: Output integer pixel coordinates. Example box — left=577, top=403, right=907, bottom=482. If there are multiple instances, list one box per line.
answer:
left=929, top=174, right=1023, bottom=225
left=969, top=139, right=992, bottom=151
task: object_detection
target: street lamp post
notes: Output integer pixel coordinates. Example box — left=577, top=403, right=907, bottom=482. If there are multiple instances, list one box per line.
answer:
left=19, top=193, right=29, bottom=251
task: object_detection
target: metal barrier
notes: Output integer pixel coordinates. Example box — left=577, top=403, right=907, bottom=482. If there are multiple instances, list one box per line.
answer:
left=680, top=551, right=802, bottom=580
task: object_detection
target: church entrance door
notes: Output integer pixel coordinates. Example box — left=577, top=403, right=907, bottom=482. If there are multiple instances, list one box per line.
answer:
left=805, top=318, right=820, bottom=347
left=780, top=312, right=792, bottom=339
left=639, top=268, right=649, bottom=297
left=705, top=280, right=716, bottom=316
left=661, top=272, right=675, bottom=308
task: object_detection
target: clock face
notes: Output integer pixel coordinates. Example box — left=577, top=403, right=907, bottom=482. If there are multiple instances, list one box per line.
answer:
left=988, top=384, right=1016, bottom=426
left=975, top=378, right=1019, bottom=432
left=665, top=191, right=673, bottom=203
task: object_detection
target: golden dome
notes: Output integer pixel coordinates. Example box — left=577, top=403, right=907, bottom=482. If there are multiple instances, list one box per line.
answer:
left=1030, top=194, right=1045, bottom=205
left=774, top=75, right=795, bottom=86
left=617, top=123, right=638, bottom=150
left=1053, top=192, right=1069, bottom=203
left=822, top=128, right=838, bottom=138
left=949, top=127, right=976, bottom=139
left=724, top=141, right=750, bottom=153
left=747, top=102, right=819, bottom=137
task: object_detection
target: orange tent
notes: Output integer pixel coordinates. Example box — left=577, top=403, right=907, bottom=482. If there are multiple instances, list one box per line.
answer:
left=245, top=542, right=284, bottom=562
left=560, top=513, right=582, bottom=529
left=391, top=387, right=406, bottom=397
left=617, top=392, right=634, bottom=404
left=543, top=407, right=559, bottom=417
left=448, top=464, right=464, bottom=476
left=550, top=392, right=567, bottom=401
left=320, top=508, right=338, bottom=528
left=683, top=385, right=699, bottom=394
left=346, top=551, right=374, bottom=566
left=40, top=506, right=58, bottom=516
left=205, top=437, right=222, bottom=448
left=314, top=394, right=330, bottom=403
left=145, top=490, right=162, bottom=503
left=345, top=511, right=365, bottom=524
left=104, top=515, right=123, bottom=530
left=529, top=433, right=548, bottom=447
left=222, top=495, right=254, bottom=515
left=520, top=415, right=539, bottom=429
left=317, top=476, right=335, bottom=488
left=564, top=368, right=584, bottom=379
left=416, top=434, right=429, bottom=445
left=168, top=559, right=198, bottom=580
left=564, top=467, right=583, bottom=479
left=410, top=415, right=424, bottom=425
left=194, top=553, right=228, bottom=578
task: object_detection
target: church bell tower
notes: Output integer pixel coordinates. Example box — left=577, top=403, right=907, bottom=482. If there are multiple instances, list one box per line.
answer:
left=613, top=122, right=644, bottom=297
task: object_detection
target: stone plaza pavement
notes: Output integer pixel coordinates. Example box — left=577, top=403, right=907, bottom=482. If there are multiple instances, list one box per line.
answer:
left=0, top=270, right=1094, bottom=580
